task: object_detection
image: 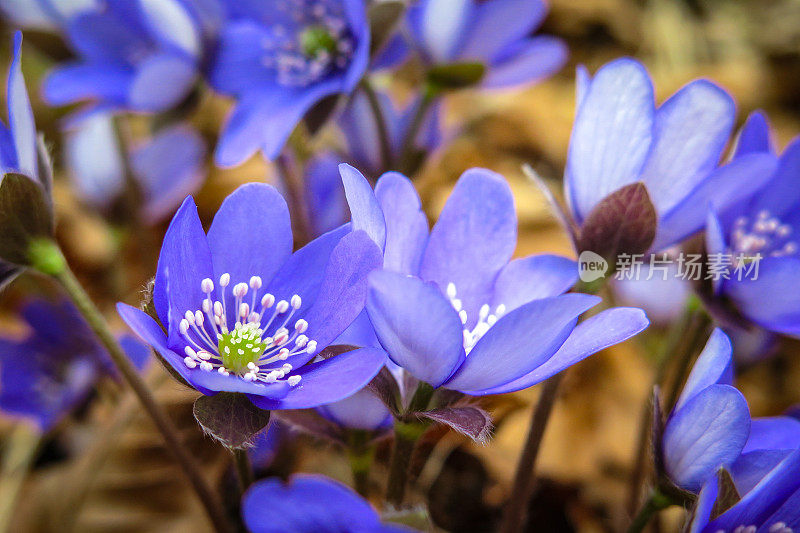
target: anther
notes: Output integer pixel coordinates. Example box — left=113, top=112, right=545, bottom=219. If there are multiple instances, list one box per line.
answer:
left=288, top=375, right=301, bottom=386
left=249, top=276, right=262, bottom=290
left=201, top=278, right=214, bottom=293
left=276, top=300, right=289, bottom=313
left=291, top=295, right=302, bottom=309
left=219, top=273, right=230, bottom=287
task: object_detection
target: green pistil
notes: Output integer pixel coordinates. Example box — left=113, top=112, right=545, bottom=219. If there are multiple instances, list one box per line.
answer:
left=300, top=26, right=337, bottom=58
left=217, top=324, right=268, bottom=374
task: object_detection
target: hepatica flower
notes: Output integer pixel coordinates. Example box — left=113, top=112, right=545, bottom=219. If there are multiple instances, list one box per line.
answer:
left=209, top=0, right=369, bottom=165
left=117, top=183, right=385, bottom=411
left=661, top=329, right=750, bottom=492
left=691, top=449, right=800, bottom=533
left=42, top=0, right=203, bottom=113
left=403, top=0, right=567, bottom=89
left=566, top=58, right=778, bottom=253
left=0, top=32, right=54, bottom=286
left=340, top=164, right=649, bottom=399
left=243, top=474, right=412, bottom=533
left=706, top=113, right=800, bottom=337
left=0, top=299, right=149, bottom=431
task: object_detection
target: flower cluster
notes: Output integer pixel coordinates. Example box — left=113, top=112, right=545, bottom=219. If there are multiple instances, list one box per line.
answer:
left=1, top=2, right=800, bottom=532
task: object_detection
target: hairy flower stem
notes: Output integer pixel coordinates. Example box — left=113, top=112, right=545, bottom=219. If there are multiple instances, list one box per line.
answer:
left=627, top=489, right=673, bottom=533
left=32, top=241, right=232, bottom=533
left=359, top=78, right=393, bottom=174
left=386, top=421, right=424, bottom=507
left=276, top=152, right=313, bottom=247
left=233, top=449, right=254, bottom=494
left=626, top=296, right=711, bottom=515
left=498, top=373, right=564, bottom=533
left=397, top=86, right=437, bottom=175
left=347, top=431, right=374, bottom=498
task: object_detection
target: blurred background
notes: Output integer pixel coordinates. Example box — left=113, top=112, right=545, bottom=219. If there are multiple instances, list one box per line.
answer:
left=0, top=0, right=799, bottom=531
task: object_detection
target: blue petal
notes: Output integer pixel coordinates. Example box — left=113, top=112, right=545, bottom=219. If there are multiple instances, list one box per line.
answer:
left=366, top=270, right=466, bottom=387
left=340, top=164, right=386, bottom=249
left=304, top=153, right=348, bottom=236
left=215, top=80, right=343, bottom=166
left=65, top=10, right=143, bottom=64
left=64, top=110, right=126, bottom=207
left=407, top=0, right=475, bottom=63
left=734, top=111, right=774, bottom=157
left=316, top=387, right=392, bottom=431
left=208, top=21, right=275, bottom=95
left=153, top=196, right=214, bottom=330
left=565, top=58, right=654, bottom=221
left=242, top=475, right=382, bottom=533
left=743, top=417, right=800, bottom=453
left=575, top=64, right=590, bottom=110
left=206, top=183, right=292, bottom=296
left=130, top=124, right=206, bottom=221
left=749, top=138, right=800, bottom=219
left=128, top=53, right=197, bottom=112
left=612, top=263, right=692, bottom=325
left=638, top=80, right=735, bottom=214
left=458, top=0, right=547, bottom=62
left=333, top=310, right=381, bottom=349
left=731, top=449, right=792, bottom=495
left=116, top=303, right=213, bottom=395
left=689, top=476, right=718, bottom=533
left=8, top=32, right=38, bottom=179
left=654, top=153, right=778, bottom=251
left=663, top=384, right=750, bottom=492
left=42, top=63, right=133, bottom=107
left=725, top=256, right=800, bottom=336
left=248, top=347, right=386, bottom=410
left=294, top=230, right=383, bottom=363
left=339, top=89, right=400, bottom=174
left=674, top=328, right=734, bottom=411
left=481, top=36, right=568, bottom=89
left=374, top=171, right=429, bottom=275
left=443, top=294, right=599, bottom=392
left=118, top=334, right=151, bottom=371
left=138, top=0, right=200, bottom=58
left=464, top=307, right=649, bottom=395
left=265, top=225, right=349, bottom=317
left=708, top=449, right=800, bottom=532
left=341, top=0, right=370, bottom=92
left=420, top=168, right=516, bottom=325
left=491, top=254, right=578, bottom=312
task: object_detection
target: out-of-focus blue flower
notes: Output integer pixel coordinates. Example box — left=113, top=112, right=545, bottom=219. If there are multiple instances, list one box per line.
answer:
left=117, top=183, right=385, bottom=411
left=612, top=261, right=692, bottom=326
left=0, top=32, right=52, bottom=286
left=299, top=88, right=442, bottom=236
left=340, top=164, right=649, bottom=396
left=248, top=422, right=287, bottom=469
left=65, top=112, right=206, bottom=221
left=42, top=0, right=203, bottom=113
left=209, top=0, right=370, bottom=166
left=690, top=448, right=800, bottom=533
left=0, top=299, right=149, bottom=431
left=565, top=58, right=778, bottom=252
left=706, top=112, right=800, bottom=338
left=0, top=0, right=98, bottom=30
left=243, top=474, right=414, bottom=533
left=661, top=329, right=750, bottom=492
left=402, top=0, right=567, bottom=89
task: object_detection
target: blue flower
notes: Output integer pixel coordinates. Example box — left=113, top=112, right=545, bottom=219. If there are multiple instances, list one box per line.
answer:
left=42, top=0, right=203, bottom=113
left=706, top=112, right=800, bottom=337
left=401, top=0, right=567, bottom=89
left=0, top=299, right=149, bottom=431
left=690, top=448, right=800, bottom=533
left=65, top=112, right=206, bottom=221
left=565, top=58, right=778, bottom=252
left=661, top=329, right=750, bottom=492
left=340, top=164, right=649, bottom=396
left=0, top=0, right=96, bottom=30
left=242, top=474, right=414, bottom=533
left=209, top=0, right=370, bottom=166
left=117, top=183, right=386, bottom=411
left=297, top=89, right=442, bottom=236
